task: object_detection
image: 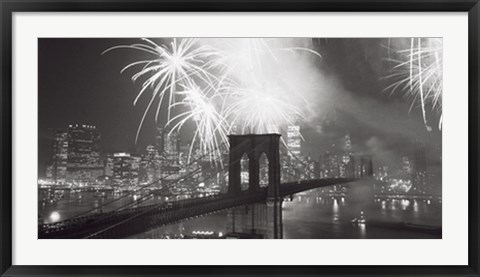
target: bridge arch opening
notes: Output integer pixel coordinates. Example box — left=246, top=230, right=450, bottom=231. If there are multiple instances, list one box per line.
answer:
left=227, top=134, right=281, bottom=197
left=240, top=153, right=249, bottom=191
left=259, top=152, right=269, bottom=188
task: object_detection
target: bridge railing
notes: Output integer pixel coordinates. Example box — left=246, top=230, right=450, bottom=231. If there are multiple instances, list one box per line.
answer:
left=39, top=191, right=270, bottom=239
left=39, top=177, right=362, bottom=239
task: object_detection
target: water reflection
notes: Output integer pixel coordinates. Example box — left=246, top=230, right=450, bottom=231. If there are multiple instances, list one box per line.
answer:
left=413, top=200, right=420, bottom=212
left=358, top=223, right=366, bottom=239
left=39, top=186, right=441, bottom=239
left=282, top=186, right=441, bottom=239
left=333, top=198, right=339, bottom=218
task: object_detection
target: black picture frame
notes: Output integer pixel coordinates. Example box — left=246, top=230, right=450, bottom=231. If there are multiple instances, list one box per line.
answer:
left=1, top=0, right=479, bottom=276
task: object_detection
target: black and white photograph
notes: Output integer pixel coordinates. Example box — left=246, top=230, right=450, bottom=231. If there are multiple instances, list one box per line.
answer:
left=38, top=37, right=442, bottom=239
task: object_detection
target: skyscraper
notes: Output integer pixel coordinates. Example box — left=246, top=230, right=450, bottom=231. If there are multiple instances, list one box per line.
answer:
left=165, top=131, right=180, bottom=164
left=47, top=129, right=68, bottom=184
left=412, top=141, right=428, bottom=194
left=413, top=142, right=427, bottom=173
left=113, top=152, right=141, bottom=187
left=340, top=133, right=354, bottom=178
left=65, top=124, right=103, bottom=183
left=342, top=133, right=353, bottom=163
left=322, top=145, right=340, bottom=178
left=140, top=144, right=162, bottom=184
left=155, top=127, right=165, bottom=156
left=156, top=127, right=180, bottom=164
left=67, top=124, right=101, bottom=167
left=287, top=123, right=301, bottom=157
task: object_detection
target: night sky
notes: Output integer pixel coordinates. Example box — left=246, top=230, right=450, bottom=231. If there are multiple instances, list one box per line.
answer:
left=38, top=38, right=442, bottom=176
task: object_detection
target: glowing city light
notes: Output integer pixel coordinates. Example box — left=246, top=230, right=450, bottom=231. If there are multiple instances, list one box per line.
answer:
left=49, top=211, right=61, bottom=222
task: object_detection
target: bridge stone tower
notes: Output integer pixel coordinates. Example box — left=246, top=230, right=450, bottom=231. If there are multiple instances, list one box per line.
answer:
left=227, top=134, right=283, bottom=239
left=228, top=134, right=281, bottom=197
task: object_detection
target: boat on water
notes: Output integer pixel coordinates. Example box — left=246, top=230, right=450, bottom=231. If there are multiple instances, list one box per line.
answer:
left=350, top=211, right=366, bottom=224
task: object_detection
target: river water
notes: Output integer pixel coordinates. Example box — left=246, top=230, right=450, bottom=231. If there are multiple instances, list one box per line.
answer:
left=39, top=186, right=441, bottom=239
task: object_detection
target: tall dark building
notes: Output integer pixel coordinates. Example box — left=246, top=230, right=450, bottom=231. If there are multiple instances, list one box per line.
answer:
left=413, top=142, right=427, bottom=173
left=156, top=127, right=180, bottom=164
left=155, top=127, right=165, bottom=157
left=67, top=124, right=101, bottom=167
left=65, top=124, right=103, bottom=183
left=344, top=133, right=353, bottom=155
left=412, top=141, right=428, bottom=194
left=322, top=143, right=339, bottom=178
left=322, top=151, right=339, bottom=178
left=340, top=133, right=354, bottom=178
left=113, top=152, right=141, bottom=187
left=155, top=127, right=180, bottom=182
left=140, top=144, right=162, bottom=183
left=46, top=129, right=68, bottom=184
left=165, top=131, right=180, bottom=164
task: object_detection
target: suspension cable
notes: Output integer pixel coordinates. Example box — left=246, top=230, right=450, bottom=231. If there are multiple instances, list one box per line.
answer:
left=94, top=139, right=254, bottom=216
left=57, top=140, right=230, bottom=222
left=280, top=144, right=321, bottom=179
left=83, top=139, right=270, bottom=239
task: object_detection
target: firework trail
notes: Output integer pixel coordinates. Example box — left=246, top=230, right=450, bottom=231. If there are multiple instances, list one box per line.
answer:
left=224, top=83, right=304, bottom=135
left=383, top=38, right=443, bottom=131
left=208, top=38, right=321, bottom=86
left=210, top=38, right=321, bottom=134
left=105, top=37, right=321, bottom=162
left=103, top=38, right=222, bottom=142
left=166, top=85, right=230, bottom=166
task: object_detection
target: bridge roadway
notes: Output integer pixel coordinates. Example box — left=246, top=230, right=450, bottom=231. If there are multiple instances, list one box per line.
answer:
left=39, top=178, right=356, bottom=239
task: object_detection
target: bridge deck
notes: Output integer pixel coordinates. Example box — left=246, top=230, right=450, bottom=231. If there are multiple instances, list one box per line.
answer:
left=39, top=178, right=356, bottom=239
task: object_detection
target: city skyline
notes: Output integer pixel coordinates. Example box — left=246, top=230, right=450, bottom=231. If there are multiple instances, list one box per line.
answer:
left=38, top=38, right=442, bottom=177
left=41, top=120, right=436, bottom=197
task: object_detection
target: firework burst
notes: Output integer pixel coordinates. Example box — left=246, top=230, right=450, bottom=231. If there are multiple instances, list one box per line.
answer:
left=211, top=38, right=320, bottom=135
left=224, top=83, right=304, bottom=134
left=166, top=85, right=230, bottom=165
left=383, top=38, right=443, bottom=131
left=106, top=38, right=321, bottom=162
left=103, top=38, right=222, bottom=142
left=207, top=38, right=322, bottom=86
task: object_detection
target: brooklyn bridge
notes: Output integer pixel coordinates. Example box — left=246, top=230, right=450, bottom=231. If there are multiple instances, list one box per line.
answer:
left=39, top=134, right=373, bottom=239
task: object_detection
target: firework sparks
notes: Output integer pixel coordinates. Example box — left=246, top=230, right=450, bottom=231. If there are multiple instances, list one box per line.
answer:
left=383, top=38, right=443, bottom=131
left=210, top=38, right=320, bottom=135
left=105, top=38, right=321, bottom=162
left=224, top=83, right=304, bottom=134
left=166, top=85, right=230, bottom=165
left=103, top=38, right=222, bottom=142
left=206, top=38, right=322, bottom=86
